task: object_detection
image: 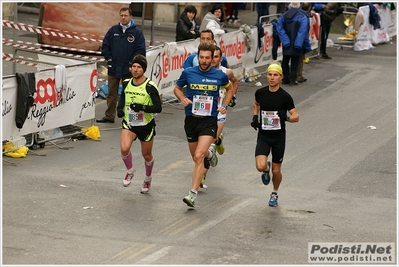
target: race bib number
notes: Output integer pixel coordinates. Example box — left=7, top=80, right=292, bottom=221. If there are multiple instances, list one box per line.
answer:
left=128, top=107, right=145, bottom=126
left=261, top=111, right=281, bottom=130
left=192, top=95, right=213, bottom=116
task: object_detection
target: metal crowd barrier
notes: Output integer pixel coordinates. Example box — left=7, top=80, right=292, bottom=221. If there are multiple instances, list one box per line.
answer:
left=3, top=50, right=96, bottom=151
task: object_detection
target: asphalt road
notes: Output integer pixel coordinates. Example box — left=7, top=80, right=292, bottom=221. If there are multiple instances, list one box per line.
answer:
left=2, top=8, right=397, bottom=266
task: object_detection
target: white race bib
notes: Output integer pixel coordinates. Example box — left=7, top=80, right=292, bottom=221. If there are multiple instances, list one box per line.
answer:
left=192, top=95, right=213, bottom=116
left=127, top=107, right=146, bottom=126
left=261, top=111, right=281, bottom=130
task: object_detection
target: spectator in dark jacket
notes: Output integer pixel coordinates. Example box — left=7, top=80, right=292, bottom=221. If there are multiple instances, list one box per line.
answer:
left=277, top=2, right=311, bottom=85
left=97, top=7, right=146, bottom=123
left=270, top=19, right=280, bottom=60
left=312, top=2, right=342, bottom=59
left=175, top=5, right=200, bottom=42
left=297, top=2, right=312, bottom=83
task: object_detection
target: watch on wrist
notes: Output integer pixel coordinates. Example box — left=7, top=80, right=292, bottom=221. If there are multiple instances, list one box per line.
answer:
left=222, top=104, right=228, bottom=109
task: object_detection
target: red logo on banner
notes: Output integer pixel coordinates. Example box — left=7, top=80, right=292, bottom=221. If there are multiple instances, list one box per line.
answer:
left=90, top=69, right=97, bottom=92
left=262, top=29, right=274, bottom=53
left=219, top=36, right=245, bottom=60
left=309, top=14, right=320, bottom=40
left=160, top=47, right=192, bottom=80
left=35, top=78, right=58, bottom=106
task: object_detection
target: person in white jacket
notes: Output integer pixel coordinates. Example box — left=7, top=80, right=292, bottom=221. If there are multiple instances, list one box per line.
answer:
left=199, top=5, right=226, bottom=37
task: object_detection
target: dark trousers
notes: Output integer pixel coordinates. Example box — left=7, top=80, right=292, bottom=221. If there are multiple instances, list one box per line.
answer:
left=282, top=55, right=300, bottom=83
left=105, top=75, right=121, bottom=121
left=229, top=3, right=239, bottom=19
left=297, top=53, right=305, bottom=80
left=257, top=3, right=270, bottom=23
left=320, top=12, right=332, bottom=55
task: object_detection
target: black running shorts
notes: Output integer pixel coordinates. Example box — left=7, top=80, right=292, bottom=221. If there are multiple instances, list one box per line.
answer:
left=184, top=115, right=217, bottom=142
left=122, top=119, right=156, bottom=142
left=255, top=132, right=286, bottom=163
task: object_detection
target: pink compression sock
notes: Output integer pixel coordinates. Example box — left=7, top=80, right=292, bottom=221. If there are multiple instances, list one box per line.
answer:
left=145, top=158, right=154, bottom=177
left=122, top=151, right=133, bottom=171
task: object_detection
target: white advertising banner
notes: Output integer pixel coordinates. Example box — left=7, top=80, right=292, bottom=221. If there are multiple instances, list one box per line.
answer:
left=145, top=40, right=198, bottom=97
left=354, top=6, right=374, bottom=51
left=387, top=9, right=397, bottom=38
left=371, top=5, right=390, bottom=44
left=143, top=15, right=318, bottom=98
left=355, top=4, right=395, bottom=50
left=2, top=62, right=97, bottom=140
left=309, top=12, right=321, bottom=50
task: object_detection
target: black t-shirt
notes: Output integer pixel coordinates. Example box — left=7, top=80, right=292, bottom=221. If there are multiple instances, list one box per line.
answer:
left=254, top=86, right=295, bottom=135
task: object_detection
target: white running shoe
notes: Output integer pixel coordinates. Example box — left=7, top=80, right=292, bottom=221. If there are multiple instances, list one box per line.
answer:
left=208, top=144, right=218, bottom=167
left=183, top=190, right=197, bottom=207
left=123, top=170, right=135, bottom=187
left=141, top=176, right=152, bottom=194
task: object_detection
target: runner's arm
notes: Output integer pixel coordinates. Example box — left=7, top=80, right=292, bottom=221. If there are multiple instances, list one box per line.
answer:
left=227, top=69, right=239, bottom=95
left=144, top=84, right=162, bottom=113
left=174, top=85, right=192, bottom=107
left=287, top=108, right=299, bottom=123
left=252, top=100, right=260, bottom=116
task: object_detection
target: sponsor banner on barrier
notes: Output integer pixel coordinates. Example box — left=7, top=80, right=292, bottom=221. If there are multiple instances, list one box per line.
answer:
left=355, top=6, right=374, bottom=51
left=309, top=13, right=321, bottom=50
left=146, top=41, right=197, bottom=96
left=355, top=4, right=394, bottom=51
left=2, top=63, right=97, bottom=140
left=144, top=15, right=319, bottom=97
left=374, top=5, right=393, bottom=44
left=387, top=9, right=397, bottom=38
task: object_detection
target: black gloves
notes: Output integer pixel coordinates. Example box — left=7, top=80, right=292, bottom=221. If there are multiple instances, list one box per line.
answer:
left=251, top=115, right=259, bottom=130
left=278, top=110, right=288, bottom=122
left=130, top=103, right=144, bottom=112
left=117, top=109, right=124, bottom=118
left=228, top=96, right=236, bottom=107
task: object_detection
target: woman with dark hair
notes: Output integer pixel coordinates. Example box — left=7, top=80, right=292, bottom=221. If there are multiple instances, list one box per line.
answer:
left=175, top=5, right=200, bottom=42
left=199, top=4, right=226, bottom=37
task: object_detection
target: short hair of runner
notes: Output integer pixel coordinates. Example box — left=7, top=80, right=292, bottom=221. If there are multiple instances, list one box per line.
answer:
left=198, top=42, right=216, bottom=57
left=200, top=29, right=214, bottom=40
left=214, top=46, right=222, bottom=57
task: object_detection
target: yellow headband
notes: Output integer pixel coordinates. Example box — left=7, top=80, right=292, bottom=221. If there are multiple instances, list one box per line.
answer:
left=267, top=64, right=282, bottom=75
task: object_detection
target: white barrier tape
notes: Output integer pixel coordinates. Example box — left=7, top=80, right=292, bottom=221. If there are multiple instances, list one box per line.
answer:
left=3, top=38, right=102, bottom=55
left=2, top=53, right=38, bottom=67
left=2, top=20, right=103, bottom=43
left=3, top=52, right=36, bottom=62
left=3, top=20, right=167, bottom=50
left=3, top=52, right=108, bottom=82
left=2, top=41, right=105, bottom=61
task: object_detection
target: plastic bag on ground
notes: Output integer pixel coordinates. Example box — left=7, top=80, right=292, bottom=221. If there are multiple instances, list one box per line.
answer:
left=82, top=126, right=101, bottom=140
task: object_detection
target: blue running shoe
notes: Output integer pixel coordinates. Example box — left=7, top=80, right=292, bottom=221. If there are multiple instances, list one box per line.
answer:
left=261, top=161, right=271, bottom=185
left=269, top=192, right=278, bottom=207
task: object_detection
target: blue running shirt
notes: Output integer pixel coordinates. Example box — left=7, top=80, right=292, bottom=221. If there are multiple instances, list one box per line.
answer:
left=176, top=66, right=230, bottom=117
